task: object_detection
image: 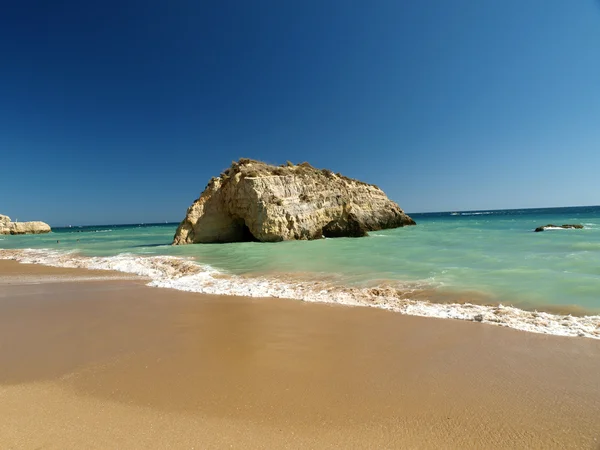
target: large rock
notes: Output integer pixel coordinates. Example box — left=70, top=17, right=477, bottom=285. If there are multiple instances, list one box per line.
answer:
left=173, top=159, right=415, bottom=244
left=0, top=214, right=51, bottom=235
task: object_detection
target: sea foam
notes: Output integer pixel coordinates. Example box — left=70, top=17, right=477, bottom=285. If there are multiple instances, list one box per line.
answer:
left=1, top=248, right=599, bottom=340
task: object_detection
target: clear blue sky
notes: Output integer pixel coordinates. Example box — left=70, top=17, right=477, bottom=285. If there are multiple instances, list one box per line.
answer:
left=1, top=1, right=599, bottom=225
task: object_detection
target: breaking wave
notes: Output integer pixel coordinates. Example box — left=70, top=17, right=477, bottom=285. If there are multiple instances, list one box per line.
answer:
left=1, top=248, right=599, bottom=340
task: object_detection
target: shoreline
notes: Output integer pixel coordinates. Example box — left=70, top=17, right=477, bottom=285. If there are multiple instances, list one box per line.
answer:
left=2, top=249, right=599, bottom=339
left=1, top=260, right=600, bottom=448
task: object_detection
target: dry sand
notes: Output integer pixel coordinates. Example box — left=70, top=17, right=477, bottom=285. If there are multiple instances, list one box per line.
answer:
left=0, top=260, right=599, bottom=449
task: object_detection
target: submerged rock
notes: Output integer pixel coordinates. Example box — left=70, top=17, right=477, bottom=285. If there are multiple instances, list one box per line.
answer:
left=534, top=224, right=584, bottom=232
left=173, top=159, right=415, bottom=244
left=0, top=214, right=51, bottom=235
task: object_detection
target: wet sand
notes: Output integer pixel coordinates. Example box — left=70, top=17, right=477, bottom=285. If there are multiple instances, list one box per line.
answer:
left=1, top=260, right=599, bottom=449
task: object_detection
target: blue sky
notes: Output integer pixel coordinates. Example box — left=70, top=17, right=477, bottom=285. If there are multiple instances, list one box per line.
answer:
left=1, top=1, right=599, bottom=225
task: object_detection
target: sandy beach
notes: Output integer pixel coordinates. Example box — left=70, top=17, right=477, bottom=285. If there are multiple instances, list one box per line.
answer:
left=1, top=260, right=599, bottom=449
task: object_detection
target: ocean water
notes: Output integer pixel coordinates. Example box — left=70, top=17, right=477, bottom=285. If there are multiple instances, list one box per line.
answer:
left=1, top=206, right=599, bottom=338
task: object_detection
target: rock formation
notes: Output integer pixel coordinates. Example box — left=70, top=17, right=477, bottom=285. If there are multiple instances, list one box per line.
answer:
left=534, top=224, right=584, bottom=232
left=173, top=159, right=415, bottom=244
left=0, top=214, right=51, bottom=235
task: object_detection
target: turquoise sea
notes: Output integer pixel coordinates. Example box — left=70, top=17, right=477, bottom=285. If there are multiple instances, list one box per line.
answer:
left=2, top=206, right=599, bottom=338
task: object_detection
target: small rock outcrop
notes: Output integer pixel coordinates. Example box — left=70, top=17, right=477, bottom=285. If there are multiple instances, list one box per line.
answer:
left=534, top=224, right=584, bottom=232
left=173, top=159, right=415, bottom=244
left=0, top=214, right=51, bottom=235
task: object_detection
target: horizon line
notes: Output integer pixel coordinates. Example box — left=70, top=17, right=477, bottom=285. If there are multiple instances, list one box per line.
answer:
left=45, top=204, right=600, bottom=228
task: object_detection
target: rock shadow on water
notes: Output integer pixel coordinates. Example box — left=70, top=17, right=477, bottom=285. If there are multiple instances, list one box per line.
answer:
left=131, top=243, right=172, bottom=249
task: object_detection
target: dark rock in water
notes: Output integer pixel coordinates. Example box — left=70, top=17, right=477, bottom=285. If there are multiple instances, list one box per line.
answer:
left=321, top=213, right=369, bottom=238
left=473, top=314, right=484, bottom=322
left=534, top=224, right=584, bottom=232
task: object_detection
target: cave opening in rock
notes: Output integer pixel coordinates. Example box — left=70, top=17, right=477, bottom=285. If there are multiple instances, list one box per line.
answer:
left=234, top=218, right=259, bottom=242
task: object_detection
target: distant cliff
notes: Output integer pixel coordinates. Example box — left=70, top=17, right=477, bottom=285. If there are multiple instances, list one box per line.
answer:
left=173, top=159, right=415, bottom=244
left=0, top=214, right=51, bottom=235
